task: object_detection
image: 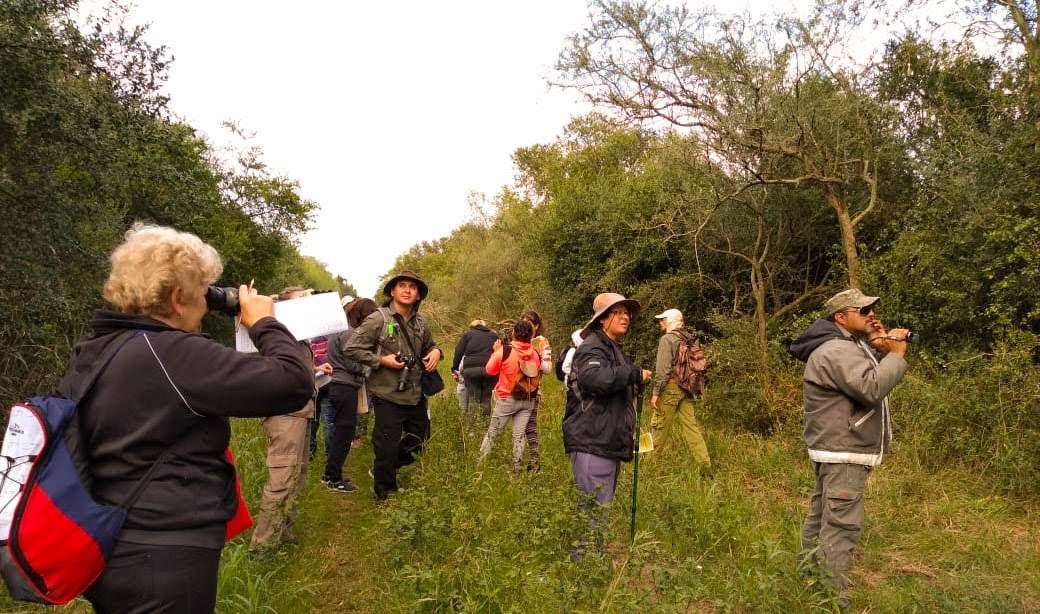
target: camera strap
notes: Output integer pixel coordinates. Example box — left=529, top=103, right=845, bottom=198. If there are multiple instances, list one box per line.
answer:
left=395, top=312, right=422, bottom=359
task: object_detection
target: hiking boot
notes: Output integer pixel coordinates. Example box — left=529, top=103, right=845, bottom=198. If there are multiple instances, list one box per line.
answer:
left=324, top=478, right=358, bottom=493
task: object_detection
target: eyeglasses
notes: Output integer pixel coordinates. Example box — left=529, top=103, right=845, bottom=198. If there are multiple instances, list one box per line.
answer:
left=839, top=305, right=875, bottom=316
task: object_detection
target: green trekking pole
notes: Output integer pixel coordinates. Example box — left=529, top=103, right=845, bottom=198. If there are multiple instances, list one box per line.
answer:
left=629, top=378, right=645, bottom=545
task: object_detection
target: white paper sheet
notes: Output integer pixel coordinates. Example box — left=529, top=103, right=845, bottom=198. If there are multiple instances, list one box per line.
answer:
left=236, top=292, right=349, bottom=353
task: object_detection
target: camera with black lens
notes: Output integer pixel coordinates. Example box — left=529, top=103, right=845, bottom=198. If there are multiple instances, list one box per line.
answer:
left=206, top=286, right=240, bottom=316
left=395, top=353, right=420, bottom=392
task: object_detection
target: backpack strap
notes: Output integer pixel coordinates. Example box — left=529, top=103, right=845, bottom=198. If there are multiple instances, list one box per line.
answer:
left=62, top=330, right=140, bottom=403
left=376, top=307, right=397, bottom=353
left=119, top=420, right=208, bottom=510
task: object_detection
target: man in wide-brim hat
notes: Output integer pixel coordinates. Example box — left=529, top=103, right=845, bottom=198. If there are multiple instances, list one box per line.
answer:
left=345, top=270, right=441, bottom=501
left=381, top=270, right=428, bottom=303
left=563, top=292, right=651, bottom=560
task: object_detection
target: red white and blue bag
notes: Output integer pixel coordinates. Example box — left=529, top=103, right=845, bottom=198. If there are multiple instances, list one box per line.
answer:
left=0, top=330, right=251, bottom=604
left=0, top=332, right=140, bottom=604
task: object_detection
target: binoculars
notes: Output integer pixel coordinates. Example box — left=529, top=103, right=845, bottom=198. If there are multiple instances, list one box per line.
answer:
left=395, top=354, right=419, bottom=391
left=206, top=286, right=240, bottom=316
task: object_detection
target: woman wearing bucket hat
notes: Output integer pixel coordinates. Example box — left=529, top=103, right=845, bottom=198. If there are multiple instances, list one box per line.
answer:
left=562, top=293, right=651, bottom=559
left=344, top=270, right=442, bottom=501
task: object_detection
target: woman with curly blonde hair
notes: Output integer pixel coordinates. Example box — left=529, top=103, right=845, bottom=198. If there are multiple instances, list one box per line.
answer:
left=61, top=223, right=314, bottom=613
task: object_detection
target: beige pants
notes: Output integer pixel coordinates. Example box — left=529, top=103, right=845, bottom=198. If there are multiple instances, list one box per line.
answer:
left=250, top=402, right=312, bottom=551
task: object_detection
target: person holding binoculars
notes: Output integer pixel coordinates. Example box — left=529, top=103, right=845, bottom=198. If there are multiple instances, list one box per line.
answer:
left=61, top=224, right=314, bottom=613
left=344, top=270, right=441, bottom=501
left=788, top=288, right=911, bottom=609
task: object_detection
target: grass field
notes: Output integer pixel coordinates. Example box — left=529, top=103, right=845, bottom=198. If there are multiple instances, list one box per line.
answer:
left=2, top=374, right=1037, bottom=613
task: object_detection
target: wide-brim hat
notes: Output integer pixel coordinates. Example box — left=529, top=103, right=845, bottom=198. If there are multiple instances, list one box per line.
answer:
left=581, top=292, right=641, bottom=338
left=382, top=270, right=429, bottom=300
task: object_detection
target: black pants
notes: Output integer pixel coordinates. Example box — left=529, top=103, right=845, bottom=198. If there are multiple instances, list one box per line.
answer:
left=372, top=395, right=430, bottom=499
left=462, top=374, right=495, bottom=417
left=324, top=382, right=359, bottom=482
left=85, top=541, right=220, bottom=614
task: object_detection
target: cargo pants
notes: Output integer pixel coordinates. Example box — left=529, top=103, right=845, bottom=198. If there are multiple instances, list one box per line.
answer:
left=800, top=461, right=871, bottom=592
left=650, top=381, right=711, bottom=467
left=250, top=400, right=313, bottom=551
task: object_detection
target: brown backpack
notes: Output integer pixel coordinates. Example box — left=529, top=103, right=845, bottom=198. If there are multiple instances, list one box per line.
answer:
left=501, top=343, right=541, bottom=399
left=671, top=331, right=707, bottom=395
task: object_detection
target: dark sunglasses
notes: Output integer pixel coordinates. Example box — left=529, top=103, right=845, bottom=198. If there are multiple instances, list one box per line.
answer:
left=841, top=305, right=875, bottom=316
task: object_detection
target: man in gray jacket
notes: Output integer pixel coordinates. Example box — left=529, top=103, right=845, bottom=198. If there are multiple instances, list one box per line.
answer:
left=788, top=288, right=910, bottom=603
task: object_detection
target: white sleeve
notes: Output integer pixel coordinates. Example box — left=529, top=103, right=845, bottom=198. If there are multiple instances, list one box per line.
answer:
left=561, top=348, right=576, bottom=376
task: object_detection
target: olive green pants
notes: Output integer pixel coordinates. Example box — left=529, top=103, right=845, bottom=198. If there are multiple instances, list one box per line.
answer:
left=650, top=381, right=711, bottom=467
left=800, top=461, right=871, bottom=593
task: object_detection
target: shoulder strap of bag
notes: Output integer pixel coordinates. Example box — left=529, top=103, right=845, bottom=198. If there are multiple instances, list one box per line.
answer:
left=377, top=307, right=392, bottom=347
left=63, top=329, right=139, bottom=403
left=119, top=419, right=208, bottom=510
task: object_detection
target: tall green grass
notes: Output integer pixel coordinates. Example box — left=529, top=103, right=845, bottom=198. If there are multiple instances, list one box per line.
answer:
left=2, top=348, right=1038, bottom=612
left=364, top=377, right=1039, bottom=612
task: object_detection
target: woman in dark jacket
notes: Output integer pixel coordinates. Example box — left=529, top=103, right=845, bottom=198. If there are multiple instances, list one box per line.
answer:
left=64, top=224, right=314, bottom=614
left=562, top=293, right=650, bottom=560
left=451, top=319, right=498, bottom=417
left=321, top=297, right=378, bottom=492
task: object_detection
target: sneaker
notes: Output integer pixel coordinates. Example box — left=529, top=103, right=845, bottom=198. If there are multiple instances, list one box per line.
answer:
left=325, top=479, right=358, bottom=493
left=368, top=467, right=375, bottom=480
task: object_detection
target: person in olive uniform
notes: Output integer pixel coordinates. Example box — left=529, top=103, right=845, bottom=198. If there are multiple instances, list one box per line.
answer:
left=344, top=271, right=441, bottom=501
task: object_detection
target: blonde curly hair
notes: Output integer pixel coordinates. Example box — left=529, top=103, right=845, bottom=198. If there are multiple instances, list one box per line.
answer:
left=103, top=223, right=223, bottom=316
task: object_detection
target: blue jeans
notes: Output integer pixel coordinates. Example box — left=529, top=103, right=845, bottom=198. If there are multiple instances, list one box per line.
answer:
left=310, top=387, right=336, bottom=458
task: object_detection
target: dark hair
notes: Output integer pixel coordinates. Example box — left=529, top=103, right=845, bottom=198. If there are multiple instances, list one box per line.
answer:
left=521, top=309, right=544, bottom=337
left=346, top=298, right=378, bottom=328
left=277, top=286, right=309, bottom=301
left=512, top=319, right=534, bottom=342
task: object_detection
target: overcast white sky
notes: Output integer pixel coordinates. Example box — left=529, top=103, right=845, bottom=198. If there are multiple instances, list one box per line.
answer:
left=107, top=0, right=867, bottom=297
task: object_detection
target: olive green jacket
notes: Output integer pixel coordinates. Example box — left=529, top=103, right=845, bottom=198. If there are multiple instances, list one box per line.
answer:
left=343, top=306, right=438, bottom=406
left=652, top=329, right=689, bottom=396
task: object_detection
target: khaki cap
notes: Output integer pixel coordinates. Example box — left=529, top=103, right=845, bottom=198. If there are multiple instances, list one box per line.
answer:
left=824, top=288, right=880, bottom=313
left=654, top=308, right=682, bottom=321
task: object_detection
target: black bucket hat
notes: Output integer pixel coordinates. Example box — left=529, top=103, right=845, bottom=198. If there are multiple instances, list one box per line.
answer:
left=382, top=270, right=429, bottom=300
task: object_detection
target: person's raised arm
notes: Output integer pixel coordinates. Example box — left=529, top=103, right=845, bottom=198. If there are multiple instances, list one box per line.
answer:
left=485, top=347, right=504, bottom=377
left=154, top=318, right=314, bottom=418
left=813, top=342, right=908, bottom=407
